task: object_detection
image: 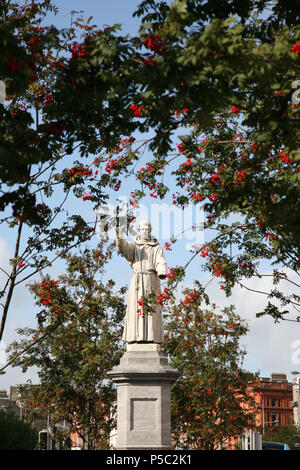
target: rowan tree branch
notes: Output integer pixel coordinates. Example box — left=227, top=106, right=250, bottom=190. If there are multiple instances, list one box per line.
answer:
left=0, top=215, right=24, bottom=341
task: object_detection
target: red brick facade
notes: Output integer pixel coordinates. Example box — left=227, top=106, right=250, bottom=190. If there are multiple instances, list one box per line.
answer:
left=255, top=373, right=293, bottom=431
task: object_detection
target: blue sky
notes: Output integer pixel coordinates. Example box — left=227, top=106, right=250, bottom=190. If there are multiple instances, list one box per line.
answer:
left=0, top=0, right=299, bottom=390
left=45, top=0, right=146, bottom=33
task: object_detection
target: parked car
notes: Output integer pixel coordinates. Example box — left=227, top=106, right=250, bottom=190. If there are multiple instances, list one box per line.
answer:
left=262, top=441, right=290, bottom=450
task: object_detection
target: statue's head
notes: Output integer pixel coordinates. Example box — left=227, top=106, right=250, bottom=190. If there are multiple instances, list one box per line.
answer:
left=138, top=220, right=152, bottom=240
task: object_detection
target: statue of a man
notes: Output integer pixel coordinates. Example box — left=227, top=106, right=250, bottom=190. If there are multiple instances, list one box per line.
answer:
left=116, top=220, right=168, bottom=343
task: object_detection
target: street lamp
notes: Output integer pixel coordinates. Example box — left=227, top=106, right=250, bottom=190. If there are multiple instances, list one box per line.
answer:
left=18, top=393, right=23, bottom=420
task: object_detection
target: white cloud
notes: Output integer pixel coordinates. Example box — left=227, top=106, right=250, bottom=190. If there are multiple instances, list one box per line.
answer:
left=205, top=269, right=300, bottom=380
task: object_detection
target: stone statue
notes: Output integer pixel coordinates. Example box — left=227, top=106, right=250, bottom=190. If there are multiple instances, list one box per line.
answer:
left=116, top=220, right=168, bottom=343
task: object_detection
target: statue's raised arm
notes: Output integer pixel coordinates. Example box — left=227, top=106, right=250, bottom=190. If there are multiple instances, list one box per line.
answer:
left=116, top=226, right=135, bottom=264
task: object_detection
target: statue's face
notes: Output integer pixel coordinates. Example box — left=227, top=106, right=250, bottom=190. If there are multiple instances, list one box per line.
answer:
left=139, top=224, right=151, bottom=240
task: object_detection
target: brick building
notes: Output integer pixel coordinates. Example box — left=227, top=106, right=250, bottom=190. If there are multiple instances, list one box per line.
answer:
left=252, top=373, right=293, bottom=432
left=224, top=372, right=294, bottom=450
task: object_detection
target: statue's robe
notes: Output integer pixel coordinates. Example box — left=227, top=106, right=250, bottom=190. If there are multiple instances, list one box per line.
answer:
left=116, top=235, right=168, bottom=343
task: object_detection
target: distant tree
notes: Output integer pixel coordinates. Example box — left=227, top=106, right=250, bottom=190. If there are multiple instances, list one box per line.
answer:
left=162, top=283, right=260, bottom=449
left=263, top=424, right=299, bottom=449
left=0, top=409, right=38, bottom=450
left=7, top=242, right=126, bottom=450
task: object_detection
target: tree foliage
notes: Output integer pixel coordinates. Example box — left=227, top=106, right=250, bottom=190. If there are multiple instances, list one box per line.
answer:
left=8, top=248, right=259, bottom=449
left=263, top=424, right=299, bottom=450
left=130, top=0, right=300, bottom=323
left=162, top=283, right=259, bottom=449
left=0, top=409, right=38, bottom=450
left=7, top=243, right=126, bottom=449
left=1, top=1, right=300, bottom=450
left=0, top=0, right=299, bottom=342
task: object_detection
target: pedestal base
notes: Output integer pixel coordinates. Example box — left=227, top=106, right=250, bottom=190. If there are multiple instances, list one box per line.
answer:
left=108, top=343, right=180, bottom=450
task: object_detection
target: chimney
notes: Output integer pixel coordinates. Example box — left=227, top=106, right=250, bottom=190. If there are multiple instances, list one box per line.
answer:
left=270, top=373, right=287, bottom=383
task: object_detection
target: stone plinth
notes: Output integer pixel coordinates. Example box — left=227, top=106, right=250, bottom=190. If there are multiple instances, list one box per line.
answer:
left=108, top=343, right=180, bottom=450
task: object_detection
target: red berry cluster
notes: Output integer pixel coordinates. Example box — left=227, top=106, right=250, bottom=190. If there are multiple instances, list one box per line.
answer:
left=65, top=165, right=95, bottom=186
left=233, top=169, right=249, bottom=185
left=156, top=288, right=171, bottom=306
left=291, top=40, right=300, bottom=55
left=38, top=280, right=62, bottom=315
left=279, top=149, right=293, bottom=164
left=69, top=44, right=86, bottom=60
left=183, top=289, right=200, bottom=308
left=143, top=35, right=166, bottom=55
left=27, top=36, right=40, bottom=48
left=231, top=105, right=240, bottom=114
left=129, top=104, right=144, bottom=117
left=36, top=203, right=51, bottom=219
left=137, top=298, right=145, bottom=317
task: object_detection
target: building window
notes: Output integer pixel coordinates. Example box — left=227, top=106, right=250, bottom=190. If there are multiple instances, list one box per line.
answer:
left=271, top=399, right=276, bottom=407
left=264, top=398, right=269, bottom=406
left=272, top=413, right=277, bottom=425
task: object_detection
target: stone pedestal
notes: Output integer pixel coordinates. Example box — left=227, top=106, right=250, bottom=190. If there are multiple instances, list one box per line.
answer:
left=108, top=343, right=180, bottom=450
